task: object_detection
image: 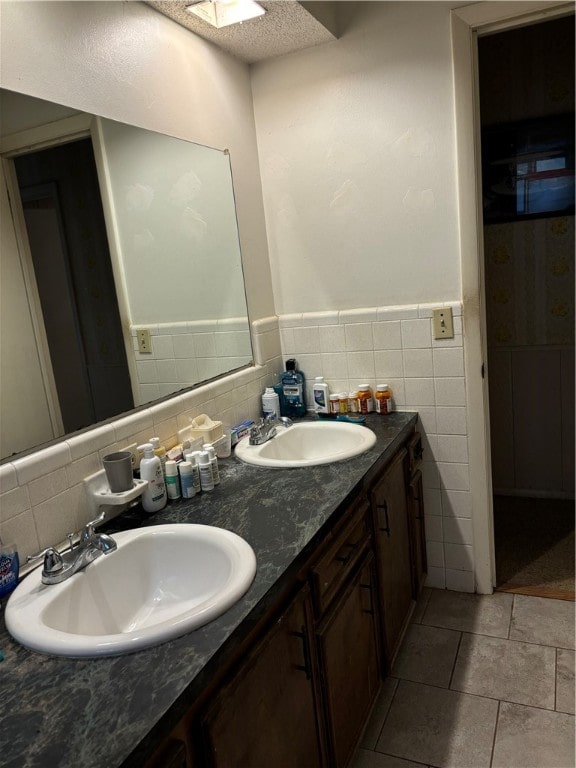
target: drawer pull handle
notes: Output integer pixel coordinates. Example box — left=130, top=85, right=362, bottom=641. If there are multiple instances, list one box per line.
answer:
left=360, top=582, right=375, bottom=615
left=335, top=541, right=358, bottom=564
left=291, top=628, right=312, bottom=680
left=377, top=502, right=390, bottom=536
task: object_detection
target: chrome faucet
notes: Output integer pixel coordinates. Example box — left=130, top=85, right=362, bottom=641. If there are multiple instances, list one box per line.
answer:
left=249, top=414, right=293, bottom=445
left=27, top=511, right=117, bottom=585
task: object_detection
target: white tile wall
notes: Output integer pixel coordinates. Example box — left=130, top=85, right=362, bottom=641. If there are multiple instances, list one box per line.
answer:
left=130, top=318, right=253, bottom=406
left=279, top=301, right=474, bottom=593
left=0, top=318, right=282, bottom=564
left=0, top=306, right=474, bottom=593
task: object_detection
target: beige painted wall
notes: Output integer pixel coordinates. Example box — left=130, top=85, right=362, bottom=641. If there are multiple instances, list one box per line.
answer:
left=251, top=1, right=463, bottom=315
left=0, top=0, right=274, bottom=323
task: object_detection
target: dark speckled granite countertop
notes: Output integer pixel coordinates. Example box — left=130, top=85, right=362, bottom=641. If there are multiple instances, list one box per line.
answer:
left=0, top=412, right=417, bottom=768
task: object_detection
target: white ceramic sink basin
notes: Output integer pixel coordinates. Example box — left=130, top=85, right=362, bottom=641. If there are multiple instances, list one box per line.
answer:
left=234, top=420, right=377, bottom=468
left=5, top=524, right=256, bottom=658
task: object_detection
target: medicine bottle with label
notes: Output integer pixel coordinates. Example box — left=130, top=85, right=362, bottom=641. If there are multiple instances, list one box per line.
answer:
left=357, top=384, right=374, bottom=414
left=375, top=384, right=393, bottom=414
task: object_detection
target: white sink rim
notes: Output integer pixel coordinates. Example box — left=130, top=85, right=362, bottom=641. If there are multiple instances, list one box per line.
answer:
left=5, top=524, right=257, bottom=658
left=234, top=420, right=377, bottom=468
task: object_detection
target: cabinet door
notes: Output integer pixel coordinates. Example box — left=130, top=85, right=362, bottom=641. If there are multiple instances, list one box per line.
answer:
left=371, top=448, right=413, bottom=661
left=202, top=585, right=323, bottom=768
left=316, top=553, right=380, bottom=768
left=408, top=468, right=427, bottom=597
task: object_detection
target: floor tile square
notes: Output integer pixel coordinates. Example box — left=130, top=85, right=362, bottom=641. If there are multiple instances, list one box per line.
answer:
left=509, top=595, right=575, bottom=649
left=451, top=633, right=556, bottom=708
left=492, top=701, right=575, bottom=768
left=556, top=648, right=575, bottom=714
left=375, top=680, right=498, bottom=768
left=411, top=587, right=432, bottom=624
left=351, top=748, right=428, bottom=768
left=392, top=624, right=461, bottom=688
left=361, top=677, right=399, bottom=750
left=421, top=588, right=513, bottom=637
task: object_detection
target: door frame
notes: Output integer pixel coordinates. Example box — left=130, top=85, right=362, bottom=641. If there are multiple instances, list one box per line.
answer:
left=450, top=0, right=575, bottom=593
left=0, top=114, right=93, bottom=438
left=1, top=112, right=141, bottom=418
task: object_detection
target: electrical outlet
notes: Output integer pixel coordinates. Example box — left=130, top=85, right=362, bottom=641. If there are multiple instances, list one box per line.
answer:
left=432, top=307, right=454, bottom=339
left=137, top=329, right=152, bottom=354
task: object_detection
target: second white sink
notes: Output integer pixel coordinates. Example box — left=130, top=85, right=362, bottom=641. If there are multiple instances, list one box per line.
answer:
left=234, top=420, right=377, bottom=468
left=5, top=524, right=256, bottom=658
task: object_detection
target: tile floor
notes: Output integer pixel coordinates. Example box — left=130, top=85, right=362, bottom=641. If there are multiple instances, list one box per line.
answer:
left=352, top=588, right=575, bottom=768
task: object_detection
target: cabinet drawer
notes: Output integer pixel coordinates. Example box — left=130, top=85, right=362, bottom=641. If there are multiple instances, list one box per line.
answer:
left=311, top=499, right=370, bottom=617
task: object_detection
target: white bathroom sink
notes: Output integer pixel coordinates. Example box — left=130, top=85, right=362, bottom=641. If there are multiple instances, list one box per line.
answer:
left=5, top=524, right=256, bottom=658
left=234, top=420, right=377, bottom=468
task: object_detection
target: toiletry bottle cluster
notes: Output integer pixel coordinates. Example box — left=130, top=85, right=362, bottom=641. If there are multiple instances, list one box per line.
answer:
left=314, top=382, right=394, bottom=416
left=261, top=359, right=307, bottom=418
left=135, top=428, right=222, bottom=514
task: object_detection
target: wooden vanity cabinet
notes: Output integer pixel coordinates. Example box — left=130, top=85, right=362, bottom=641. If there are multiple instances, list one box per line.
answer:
left=200, top=584, right=324, bottom=768
left=143, top=430, right=425, bottom=768
left=370, top=447, right=414, bottom=662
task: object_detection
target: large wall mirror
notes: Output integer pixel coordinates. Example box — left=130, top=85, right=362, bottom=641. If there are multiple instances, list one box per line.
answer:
left=0, top=89, right=253, bottom=461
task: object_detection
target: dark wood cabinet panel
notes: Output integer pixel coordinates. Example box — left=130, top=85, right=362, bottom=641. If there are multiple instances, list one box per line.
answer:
left=408, top=468, right=427, bottom=597
left=201, top=585, right=323, bottom=768
left=146, top=738, right=191, bottom=768
left=371, top=448, right=413, bottom=661
left=147, top=431, right=424, bottom=768
left=316, top=552, right=380, bottom=768
left=311, top=498, right=370, bottom=617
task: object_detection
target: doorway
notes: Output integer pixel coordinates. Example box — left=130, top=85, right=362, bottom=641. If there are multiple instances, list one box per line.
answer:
left=478, top=16, right=575, bottom=599
left=13, top=138, right=134, bottom=433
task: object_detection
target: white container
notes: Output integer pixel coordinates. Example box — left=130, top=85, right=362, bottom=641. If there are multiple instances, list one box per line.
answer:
left=198, top=451, right=214, bottom=491
left=204, top=444, right=220, bottom=485
left=312, top=376, right=330, bottom=414
left=185, top=451, right=202, bottom=494
left=165, top=459, right=181, bottom=500
left=262, top=387, right=280, bottom=419
left=137, top=443, right=167, bottom=513
left=178, top=461, right=196, bottom=499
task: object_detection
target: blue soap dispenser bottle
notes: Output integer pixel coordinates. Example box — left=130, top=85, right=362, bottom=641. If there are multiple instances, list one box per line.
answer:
left=280, top=358, right=307, bottom=418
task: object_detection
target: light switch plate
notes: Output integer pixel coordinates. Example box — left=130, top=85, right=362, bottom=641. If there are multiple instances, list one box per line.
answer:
left=432, top=307, right=454, bottom=339
left=137, top=329, right=152, bottom=354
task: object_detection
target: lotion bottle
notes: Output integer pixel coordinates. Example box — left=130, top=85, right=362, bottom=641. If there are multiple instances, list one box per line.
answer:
left=312, top=376, right=330, bottom=415
left=138, top=443, right=167, bottom=513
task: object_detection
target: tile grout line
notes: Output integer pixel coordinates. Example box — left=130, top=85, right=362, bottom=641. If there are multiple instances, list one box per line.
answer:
left=554, top=646, right=558, bottom=712
left=419, top=619, right=571, bottom=651
left=398, top=675, right=561, bottom=715
left=508, top=593, right=515, bottom=639
left=371, top=677, right=401, bottom=751
left=489, top=700, right=502, bottom=768
left=447, top=630, right=464, bottom=690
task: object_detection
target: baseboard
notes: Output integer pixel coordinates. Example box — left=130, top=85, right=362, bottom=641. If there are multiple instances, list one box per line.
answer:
left=496, top=582, right=575, bottom=602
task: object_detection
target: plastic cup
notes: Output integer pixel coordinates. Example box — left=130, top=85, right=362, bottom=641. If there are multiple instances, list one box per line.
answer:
left=214, top=428, right=232, bottom=459
left=102, top=451, right=134, bottom=492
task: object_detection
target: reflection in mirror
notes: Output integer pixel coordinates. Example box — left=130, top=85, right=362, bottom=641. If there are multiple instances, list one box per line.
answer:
left=0, top=90, right=253, bottom=461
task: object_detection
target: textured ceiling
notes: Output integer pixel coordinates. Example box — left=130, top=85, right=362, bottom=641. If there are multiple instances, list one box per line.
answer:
left=146, top=1, right=338, bottom=63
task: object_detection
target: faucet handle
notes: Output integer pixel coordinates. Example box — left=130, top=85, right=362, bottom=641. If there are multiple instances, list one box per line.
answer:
left=81, top=510, right=106, bottom=542
left=27, top=547, right=64, bottom=576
